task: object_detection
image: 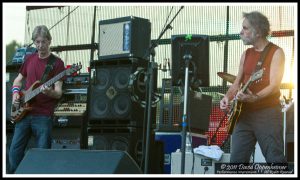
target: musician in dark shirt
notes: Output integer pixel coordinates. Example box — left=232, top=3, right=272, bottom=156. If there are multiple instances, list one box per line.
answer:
left=8, top=25, right=65, bottom=173
left=220, top=11, right=287, bottom=164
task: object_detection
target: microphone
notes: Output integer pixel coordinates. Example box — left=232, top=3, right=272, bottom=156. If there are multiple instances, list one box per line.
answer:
left=162, top=58, right=167, bottom=72
left=181, top=6, right=184, bottom=9
left=93, top=69, right=96, bottom=85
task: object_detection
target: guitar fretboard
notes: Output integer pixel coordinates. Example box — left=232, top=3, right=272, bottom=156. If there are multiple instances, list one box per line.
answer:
left=241, top=80, right=252, bottom=93
left=24, top=70, right=67, bottom=102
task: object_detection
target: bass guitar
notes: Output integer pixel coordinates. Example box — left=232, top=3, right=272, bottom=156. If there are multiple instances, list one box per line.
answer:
left=10, top=64, right=82, bottom=123
left=226, top=68, right=264, bottom=134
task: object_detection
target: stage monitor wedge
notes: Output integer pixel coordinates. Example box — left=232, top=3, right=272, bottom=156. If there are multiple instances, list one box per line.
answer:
left=15, top=149, right=142, bottom=174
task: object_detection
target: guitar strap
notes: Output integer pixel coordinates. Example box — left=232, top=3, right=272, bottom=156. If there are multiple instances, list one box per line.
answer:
left=255, top=42, right=273, bottom=71
left=40, top=53, right=56, bottom=84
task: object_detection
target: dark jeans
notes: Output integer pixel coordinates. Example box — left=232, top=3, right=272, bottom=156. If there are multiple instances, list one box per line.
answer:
left=8, top=115, right=53, bottom=173
left=230, top=105, right=287, bottom=163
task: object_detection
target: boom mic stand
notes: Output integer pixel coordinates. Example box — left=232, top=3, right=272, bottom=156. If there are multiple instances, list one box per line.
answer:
left=142, top=6, right=184, bottom=173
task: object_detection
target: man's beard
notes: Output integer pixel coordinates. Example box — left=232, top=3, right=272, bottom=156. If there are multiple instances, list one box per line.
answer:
left=241, top=36, right=255, bottom=45
left=240, top=32, right=257, bottom=45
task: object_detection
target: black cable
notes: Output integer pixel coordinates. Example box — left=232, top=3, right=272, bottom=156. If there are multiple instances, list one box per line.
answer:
left=210, top=113, right=227, bottom=145
left=129, top=68, right=161, bottom=108
left=162, top=7, right=174, bottom=31
left=49, top=6, right=79, bottom=31
left=28, top=6, right=80, bottom=47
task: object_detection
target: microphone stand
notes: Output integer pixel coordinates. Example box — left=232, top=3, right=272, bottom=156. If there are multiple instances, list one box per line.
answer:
left=142, top=6, right=184, bottom=173
left=180, top=52, right=192, bottom=174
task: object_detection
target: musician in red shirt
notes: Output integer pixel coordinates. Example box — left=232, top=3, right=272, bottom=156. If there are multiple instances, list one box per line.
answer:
left=8, top=25, right=65, bottom=173
left=220, top=11, right=287, bottom=164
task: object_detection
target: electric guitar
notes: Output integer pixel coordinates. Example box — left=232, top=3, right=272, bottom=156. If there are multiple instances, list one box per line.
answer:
left=226, top=69, right=264, bottom=134
left=10, top=64, right=82, bottom=123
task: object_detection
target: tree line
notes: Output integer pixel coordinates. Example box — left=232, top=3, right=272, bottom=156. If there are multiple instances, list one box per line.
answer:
left=6, top=40, right=22, bottom=65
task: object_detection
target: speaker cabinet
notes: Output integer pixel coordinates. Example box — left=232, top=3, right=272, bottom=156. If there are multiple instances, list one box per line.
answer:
left=6, top=127, right=82, bottom=152
left=15, top=149, right=142, bottom=174
left=99, top=16, right=151, bottom=60
left=171, top=35, right=210, bottom=88
left=51, top=127, right=82, bottom=149
left=86, top=127, right=140, bottom=157
left=188, top=91, right=212, bottom=133
left=88, top=63, right=134, bottom=120
left=177, top=90, right=212, bottom=133
left=85, top=127, right=164, bottom=173
left=87, top=60, right=156, bottom=127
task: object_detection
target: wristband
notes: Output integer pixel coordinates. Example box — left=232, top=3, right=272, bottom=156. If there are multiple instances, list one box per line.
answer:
left=13, top=91, right=20, bottom=95
left=12, top=86, right=21, bottom=94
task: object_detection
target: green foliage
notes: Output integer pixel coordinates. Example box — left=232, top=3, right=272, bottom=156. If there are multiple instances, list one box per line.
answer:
left=6, top=40, right=22, bottom=65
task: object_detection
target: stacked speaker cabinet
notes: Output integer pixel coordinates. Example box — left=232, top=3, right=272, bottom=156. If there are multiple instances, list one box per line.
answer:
left=85, top=16, right=157, bottom=168
left=86, top=59, right=157, bottom=166
left=87, top=60, right=155, bottom=127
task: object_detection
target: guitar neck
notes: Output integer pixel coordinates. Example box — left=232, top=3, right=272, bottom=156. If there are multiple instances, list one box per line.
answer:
left=24, top=70, right=67, bottom=102
left=241, top=79, right=253, bottom=93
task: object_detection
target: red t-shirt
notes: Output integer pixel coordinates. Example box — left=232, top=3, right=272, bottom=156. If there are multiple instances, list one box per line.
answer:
left=242, top=43, right=281, bottom=111
left=19, top=53, right=65, bottom=116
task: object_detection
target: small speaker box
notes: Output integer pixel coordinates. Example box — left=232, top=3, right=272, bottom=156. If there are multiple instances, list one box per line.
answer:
left=98, top=16, right=151, bottom=60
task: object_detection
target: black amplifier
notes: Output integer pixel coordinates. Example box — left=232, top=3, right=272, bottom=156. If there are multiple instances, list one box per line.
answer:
left=64, top=73, right=89, bottom=87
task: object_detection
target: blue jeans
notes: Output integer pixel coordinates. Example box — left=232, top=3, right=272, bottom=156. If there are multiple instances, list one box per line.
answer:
left=8, top=115, right=53, bottom=173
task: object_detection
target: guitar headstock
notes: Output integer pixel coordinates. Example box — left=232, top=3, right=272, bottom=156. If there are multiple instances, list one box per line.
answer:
left=250, top=68, right=264, bottom=82
left=66, top=63, right=82, bottom=76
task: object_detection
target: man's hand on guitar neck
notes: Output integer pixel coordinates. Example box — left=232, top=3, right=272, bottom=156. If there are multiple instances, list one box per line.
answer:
left=220, top=96, right=230, bottom=111
left=236, top=89, right=259, bottom=103
left=41, top=84, right=53, bottom=96
left=40, top=82, right=63, bottom=99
